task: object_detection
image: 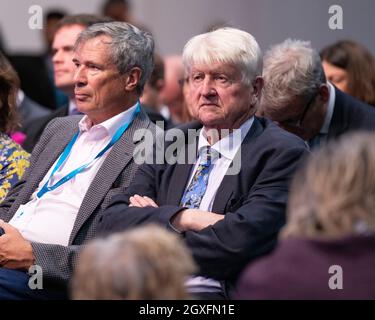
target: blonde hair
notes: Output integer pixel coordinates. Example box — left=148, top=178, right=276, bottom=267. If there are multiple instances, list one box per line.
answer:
left=282, top=132, right=375, bottom=239
left=71, top=224, right=197, bottom=300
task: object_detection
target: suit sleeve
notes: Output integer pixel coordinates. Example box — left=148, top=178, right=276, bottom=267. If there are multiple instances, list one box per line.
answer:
left=30, top=242, right=80, bottom=286
left=100, top=145, right=308, bottom=280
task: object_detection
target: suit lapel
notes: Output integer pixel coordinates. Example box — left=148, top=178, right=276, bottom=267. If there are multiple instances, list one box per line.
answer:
left=24, top=118, right=79, bottom=197
left=212, top=117, right=264, bottom=213
left=69, top=111, right=151, bottom=243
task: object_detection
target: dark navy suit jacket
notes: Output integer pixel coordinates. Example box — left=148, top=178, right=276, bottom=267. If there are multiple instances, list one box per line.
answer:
left=98, top=117, right=308, bottom=286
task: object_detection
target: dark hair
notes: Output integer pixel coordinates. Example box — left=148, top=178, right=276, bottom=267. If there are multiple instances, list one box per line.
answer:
left=0, top=52, right=19, bottom=132
left=320, top=40, right=375, bottom=106
left=56, top=14, right=113, bottom=31
left=102, top=0, right=131, bottom=15
left=45, top=10, right=66, bottom=21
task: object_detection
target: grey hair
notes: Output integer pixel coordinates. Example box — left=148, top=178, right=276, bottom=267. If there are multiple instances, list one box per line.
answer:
left=71, top=224, right=197, bottom=300
left=182, top=27, right=263, bottom=86
left=75, top=21, right=154, bottom=94
left=261, top=39, right=326, bottom=110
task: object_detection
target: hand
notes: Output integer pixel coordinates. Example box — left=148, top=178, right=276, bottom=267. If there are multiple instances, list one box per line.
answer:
left=0, top=220, right=35, bottom=270
left=129, top=194, right=158, bottom=208
left=171, top=209, right=224, bottom=232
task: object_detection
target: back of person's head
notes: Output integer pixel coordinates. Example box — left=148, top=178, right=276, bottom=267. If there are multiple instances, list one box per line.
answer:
left=102, top=0, right=132, bottom=22
left=261, top=39, right=326, bottom=113
left=75, top=21, right=154, bottom=95
left=283, top=132, right=375, bottom=239
left=56, top=14, right=113, bottom=32
left=320, top=40, right=375, bottom=106
left=0, top=51, right=19, bottom=132
left=183, top=27, right=263, bottom=86
left=71, top=225, right=196, bottom=299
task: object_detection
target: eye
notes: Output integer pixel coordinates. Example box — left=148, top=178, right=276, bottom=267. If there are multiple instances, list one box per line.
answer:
left=215, top=75, right=229, bottom=83
left=88, top=64, right=100, bottom=71
left=191, top=73, right=204, bottom=83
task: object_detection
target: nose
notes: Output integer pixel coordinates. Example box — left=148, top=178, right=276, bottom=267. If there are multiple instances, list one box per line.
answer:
left=200, top=77, right=217, bottom=98
left=52, top=49, right=63, bottom=65
left=74, top=65, right=87, bottom=87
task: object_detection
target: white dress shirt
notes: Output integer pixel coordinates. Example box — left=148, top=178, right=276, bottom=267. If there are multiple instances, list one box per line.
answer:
left=9, top=104, right=137, bottom=246
left=185, top=116, right=254, bottom=293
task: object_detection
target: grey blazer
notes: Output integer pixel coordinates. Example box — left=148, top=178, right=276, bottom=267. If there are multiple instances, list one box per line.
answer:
left=0, top=110, right=154, bottom=289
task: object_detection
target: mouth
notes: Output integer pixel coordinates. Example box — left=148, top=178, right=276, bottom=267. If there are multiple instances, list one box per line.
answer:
left=75, top=92, right=90, bottom=101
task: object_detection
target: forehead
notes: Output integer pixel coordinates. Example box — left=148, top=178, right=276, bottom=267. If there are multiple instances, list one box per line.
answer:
left=53, top=24, right=85, bottom=48
left=74, top=35, right=113, bottom=64
left=189, top=62, right=240, bottom=76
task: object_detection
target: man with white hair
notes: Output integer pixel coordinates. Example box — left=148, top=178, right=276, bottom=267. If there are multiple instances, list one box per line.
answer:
left=259, top=39, right=375, bottom=148
left=99, top=27, right=308, bottom=299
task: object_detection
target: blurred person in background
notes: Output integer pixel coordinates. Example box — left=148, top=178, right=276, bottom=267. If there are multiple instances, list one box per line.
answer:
left=260, top=39, right=375, bottom=149
left=102, top=0, right=133, bottom=23
left=0, top=52, right=30, bottom=201
left=237, top=132, right=375, bottom=299
left=140, top=53, right=171, bottom=128
left=321, top=40, right=375, bottom=106
left=159, top=55, right=185, bottom=126
left=71, top=225, right=196, bottom=300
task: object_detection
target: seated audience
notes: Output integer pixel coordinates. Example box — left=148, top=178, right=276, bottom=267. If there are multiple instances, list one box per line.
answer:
left=320, top=40, right=375, bottom=106
left=0, top=52, right=30, bottom=201
left=71, top=224, right=196, bottom=300
left=237, top=132, right=375, bottom=299
left=259, top=39, right=375, bottom=149
left=0, top=21, right=155, bottom=299
left=98, top=27, right=308, bottom=299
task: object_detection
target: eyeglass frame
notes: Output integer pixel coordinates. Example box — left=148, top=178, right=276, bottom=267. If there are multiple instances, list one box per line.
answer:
left=279, top=91, right=318, bottom=129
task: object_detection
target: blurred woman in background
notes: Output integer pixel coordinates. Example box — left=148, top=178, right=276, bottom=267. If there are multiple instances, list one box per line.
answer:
left=320, top=40, right=375, bottom=106
left=0, top=52, right=30, bottom=201
left=237, top=132, right=375, bottom=299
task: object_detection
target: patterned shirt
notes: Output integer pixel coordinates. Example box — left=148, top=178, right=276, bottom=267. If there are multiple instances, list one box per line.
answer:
left=0, top=133, right=30, bottom=202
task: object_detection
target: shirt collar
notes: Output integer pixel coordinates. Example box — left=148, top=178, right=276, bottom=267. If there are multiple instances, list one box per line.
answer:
left=198, top=116, right=254, bottom=161
left=78, top=103, right=138, bottom=138
left=320, top=82, right=335, bottom=134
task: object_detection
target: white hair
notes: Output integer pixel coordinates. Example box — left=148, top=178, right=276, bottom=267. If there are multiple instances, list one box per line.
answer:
left=182, top=27, right=263, bottom=85
left=261, top=39, right=326, bottom=111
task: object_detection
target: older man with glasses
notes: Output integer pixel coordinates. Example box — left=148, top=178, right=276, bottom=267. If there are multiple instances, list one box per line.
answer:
left=259, top=39, right=375, bottom=149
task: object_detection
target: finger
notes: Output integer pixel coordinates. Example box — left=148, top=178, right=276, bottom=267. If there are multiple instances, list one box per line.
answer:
left=143, top=196, right=158, bottom=207
left=0, top=221, right=15, bottom=233
left=129, top=195, right=143, bottom=207
left=133, top=195, right=150, bottom=207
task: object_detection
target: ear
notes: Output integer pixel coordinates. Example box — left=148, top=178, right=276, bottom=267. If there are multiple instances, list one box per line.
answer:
left=318, top=83, right=330, bottom=104
left=252, top=76, right=264, bottom=98
left=124, top=67, right=142, bottom=91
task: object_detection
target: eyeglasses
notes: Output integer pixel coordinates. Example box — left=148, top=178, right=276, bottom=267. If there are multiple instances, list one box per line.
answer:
left=280, top=92, right=317, bottom=129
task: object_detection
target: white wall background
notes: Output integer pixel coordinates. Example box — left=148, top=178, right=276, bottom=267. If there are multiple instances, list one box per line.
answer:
left=0, top=0, right=374, bottom=56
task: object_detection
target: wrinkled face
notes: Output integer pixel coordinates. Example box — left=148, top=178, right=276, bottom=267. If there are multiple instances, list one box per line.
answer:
left=322, top=60, right=349, bottom=93
left=188, top=62, right=255, bottom=130
left=52, top=25, right=85, bottom=95
left=73, top=35, right=130, bottom=124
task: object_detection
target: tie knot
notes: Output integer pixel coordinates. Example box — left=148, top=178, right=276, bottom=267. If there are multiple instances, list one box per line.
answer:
left=199, top=146, right=219, bottom=166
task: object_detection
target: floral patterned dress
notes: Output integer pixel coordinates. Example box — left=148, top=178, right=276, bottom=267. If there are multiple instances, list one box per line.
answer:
left=0, top=133, right=30, bottom=202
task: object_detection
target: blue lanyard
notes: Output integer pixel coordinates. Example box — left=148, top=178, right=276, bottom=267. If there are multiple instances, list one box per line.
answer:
left=37, top=103, right=141, bottom=198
